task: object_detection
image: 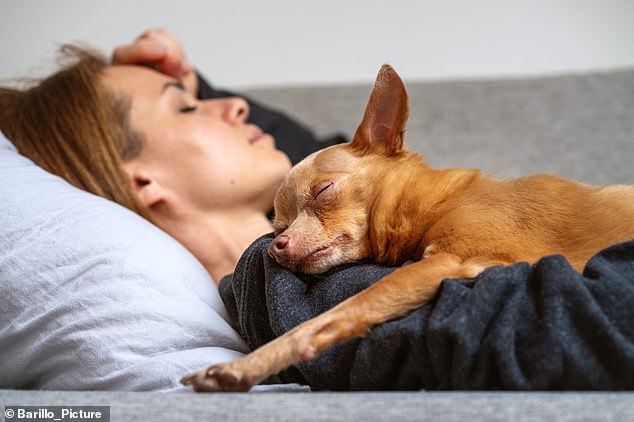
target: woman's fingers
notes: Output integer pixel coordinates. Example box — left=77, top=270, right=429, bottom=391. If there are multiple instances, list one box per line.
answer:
left=111, top=28, right=198, bottom=94
left=111, top=39, right=167, bottom=66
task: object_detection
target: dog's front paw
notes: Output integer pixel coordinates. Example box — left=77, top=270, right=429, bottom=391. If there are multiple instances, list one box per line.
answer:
left=180, top=362, right=258, bottom=392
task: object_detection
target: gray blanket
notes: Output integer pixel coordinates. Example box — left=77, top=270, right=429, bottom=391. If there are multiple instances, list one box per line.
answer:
left=220, top=235, right=634, bottom=390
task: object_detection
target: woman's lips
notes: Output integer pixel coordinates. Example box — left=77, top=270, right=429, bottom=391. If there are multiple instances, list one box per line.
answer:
left=249, top=126, right=263, bottom=143
left=249, top=126, right=272, bottom=144
left=249, top=125, right=264, bottom=144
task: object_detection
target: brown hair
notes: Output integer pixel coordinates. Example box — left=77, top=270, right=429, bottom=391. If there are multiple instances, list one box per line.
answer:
left=0, top=45, right=145, bottom=215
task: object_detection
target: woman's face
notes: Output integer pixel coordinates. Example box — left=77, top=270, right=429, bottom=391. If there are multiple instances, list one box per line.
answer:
left=102, top=65, right=291, bottom=216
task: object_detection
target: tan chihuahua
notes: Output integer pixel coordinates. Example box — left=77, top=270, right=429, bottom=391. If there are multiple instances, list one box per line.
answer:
left=182, top=64, right=634, bottom=392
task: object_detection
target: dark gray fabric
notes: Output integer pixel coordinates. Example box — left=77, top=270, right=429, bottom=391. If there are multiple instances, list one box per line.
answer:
left=220, top=235, right=634, bottom=391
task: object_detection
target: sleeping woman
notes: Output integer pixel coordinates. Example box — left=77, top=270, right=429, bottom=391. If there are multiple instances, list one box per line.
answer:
left=1, top=28, right=632, bottom=391
left=0, top=28, right=342, bottom=285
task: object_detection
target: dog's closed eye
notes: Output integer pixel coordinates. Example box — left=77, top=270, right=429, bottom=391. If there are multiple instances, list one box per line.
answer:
left=313, top=181, right=334, bottom=201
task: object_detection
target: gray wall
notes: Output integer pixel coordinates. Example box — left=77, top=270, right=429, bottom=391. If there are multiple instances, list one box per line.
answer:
left=1, top=0, right=633, bottom=88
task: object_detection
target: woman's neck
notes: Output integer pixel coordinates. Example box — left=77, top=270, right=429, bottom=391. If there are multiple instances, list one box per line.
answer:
left=156, top=207, right=274, bottom=284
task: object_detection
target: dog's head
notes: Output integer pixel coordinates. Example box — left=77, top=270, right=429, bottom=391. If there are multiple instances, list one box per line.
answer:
left=269, top=64, right=412, bottom=273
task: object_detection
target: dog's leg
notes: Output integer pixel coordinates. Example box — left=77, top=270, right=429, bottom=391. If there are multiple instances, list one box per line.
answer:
left=181, top=252, right=499, bottom=392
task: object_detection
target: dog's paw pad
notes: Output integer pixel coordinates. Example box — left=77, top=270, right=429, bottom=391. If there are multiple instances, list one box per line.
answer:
left=181, top=365, right=255, bottom=392
left=179, top=372, right=197, bottom=386
left=300, top=347, right=316, bottom=361
left=422, top=244, right=440, bottom=259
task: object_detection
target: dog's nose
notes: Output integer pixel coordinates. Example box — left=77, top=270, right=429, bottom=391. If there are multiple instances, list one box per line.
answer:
left=268, top=235, right=290, bottom=262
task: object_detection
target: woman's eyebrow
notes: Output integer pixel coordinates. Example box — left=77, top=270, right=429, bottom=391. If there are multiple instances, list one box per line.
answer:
left=161, top=81, right=186, bottom=94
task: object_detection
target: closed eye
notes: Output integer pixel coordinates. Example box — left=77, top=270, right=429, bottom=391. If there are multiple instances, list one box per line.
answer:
left=180, top=105, right=198, bottom=113
left=314, top=182, right=334, bottom=199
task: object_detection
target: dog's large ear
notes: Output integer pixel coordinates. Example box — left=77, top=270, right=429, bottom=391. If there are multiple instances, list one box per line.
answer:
left=351, top=64, right=409, bottom=155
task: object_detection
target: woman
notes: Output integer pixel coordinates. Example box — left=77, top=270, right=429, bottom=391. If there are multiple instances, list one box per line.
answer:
left=0, top=29, right=340, bottom=284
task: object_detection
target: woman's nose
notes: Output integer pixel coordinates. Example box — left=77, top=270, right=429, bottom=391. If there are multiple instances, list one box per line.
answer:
left=221, top=97, right=250, bottom=124
left=200, top=97, right=250, bottom=124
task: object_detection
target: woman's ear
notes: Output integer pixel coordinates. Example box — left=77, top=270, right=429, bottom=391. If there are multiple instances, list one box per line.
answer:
left=132, top=175, right=164, bottom=208
left=122, top=162, right=165, bottom=209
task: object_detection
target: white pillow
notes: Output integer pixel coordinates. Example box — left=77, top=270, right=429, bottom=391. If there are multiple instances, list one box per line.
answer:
left=0, top=131, right=249, bottom=391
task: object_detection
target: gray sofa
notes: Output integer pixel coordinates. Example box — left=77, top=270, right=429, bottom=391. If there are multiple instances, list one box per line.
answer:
left=2, top=69, right=633, bottom=421
left=2, top=389, right=634, bottom=421
left=248, top=68, right=633, bottom=185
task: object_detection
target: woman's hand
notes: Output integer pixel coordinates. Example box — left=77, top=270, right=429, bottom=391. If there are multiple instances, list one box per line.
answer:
left=111, top=28, right=198, bottom=96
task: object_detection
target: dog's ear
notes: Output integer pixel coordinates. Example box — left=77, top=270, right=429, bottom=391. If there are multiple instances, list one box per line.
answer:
left=351, top=64, right=409, bottom=155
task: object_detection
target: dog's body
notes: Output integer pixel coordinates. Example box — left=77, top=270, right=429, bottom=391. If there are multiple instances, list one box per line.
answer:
left=182, top=65, right=634, bottom=392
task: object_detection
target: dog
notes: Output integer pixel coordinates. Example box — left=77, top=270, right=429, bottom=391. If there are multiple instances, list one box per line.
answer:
left=182, top=64, right=634, bottom=392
